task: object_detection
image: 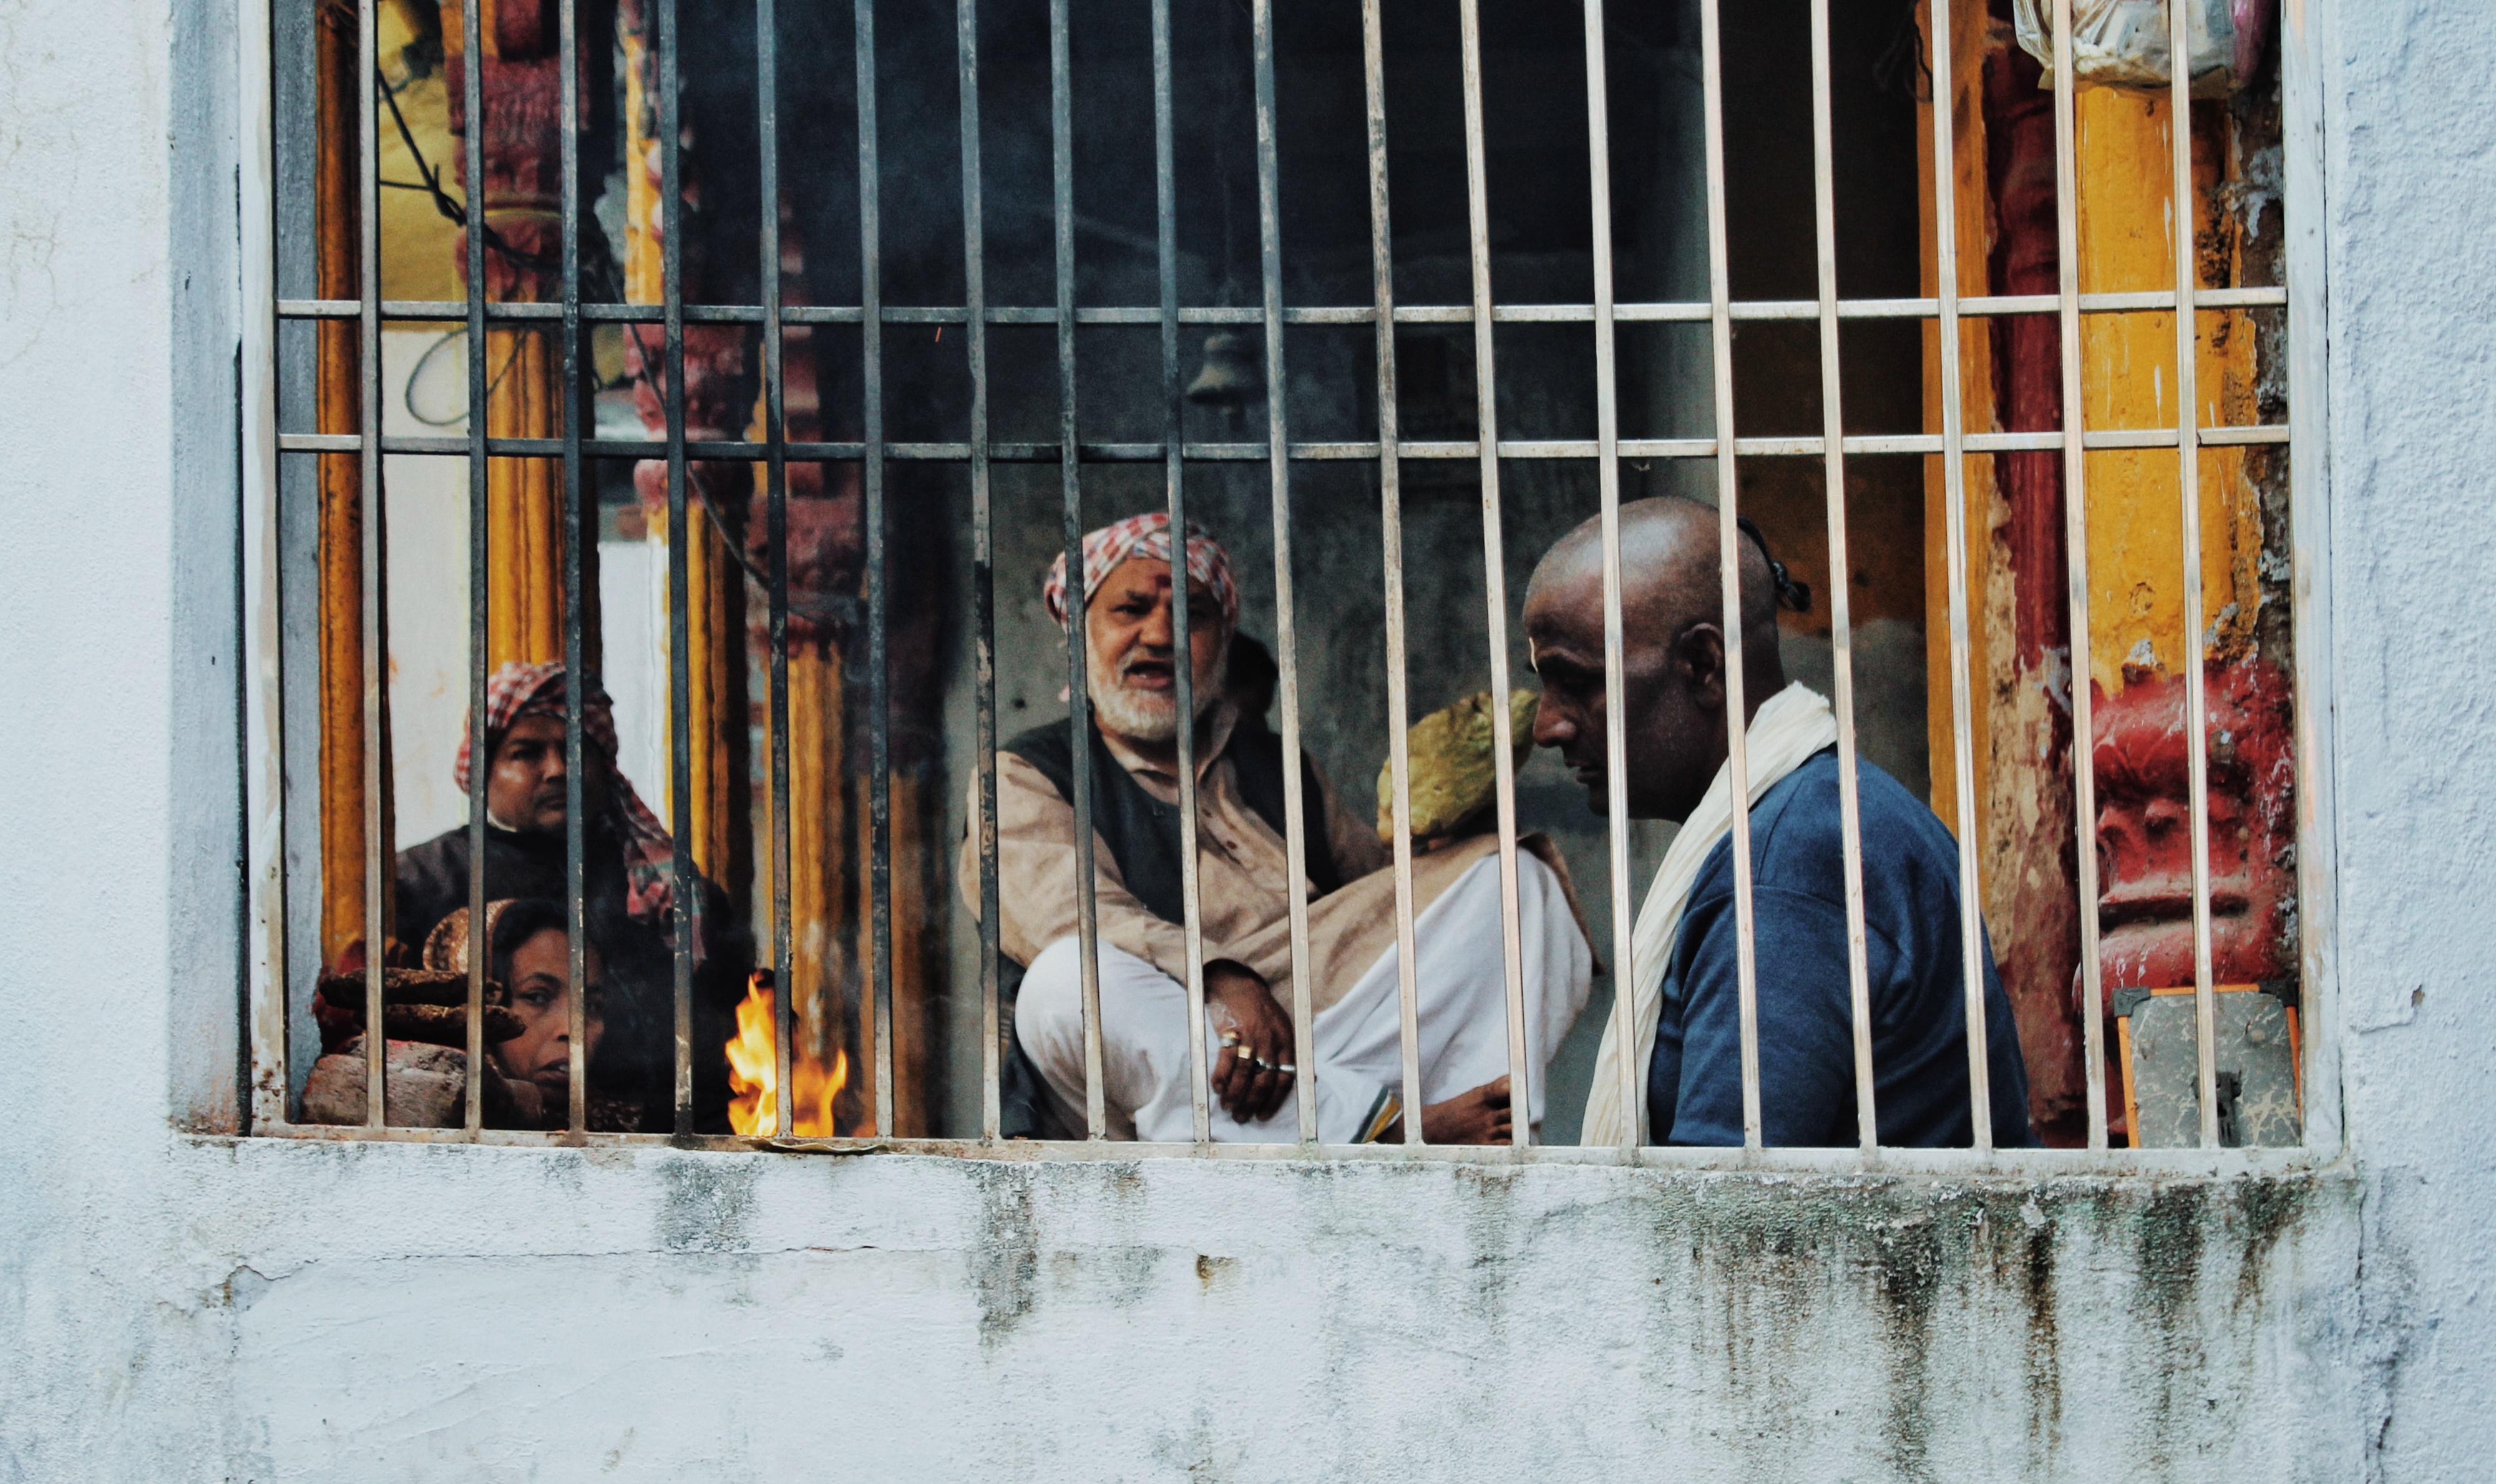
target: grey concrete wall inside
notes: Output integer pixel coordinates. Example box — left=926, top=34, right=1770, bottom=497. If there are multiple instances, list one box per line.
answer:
left=1, top=0, right=2489, bottom=1478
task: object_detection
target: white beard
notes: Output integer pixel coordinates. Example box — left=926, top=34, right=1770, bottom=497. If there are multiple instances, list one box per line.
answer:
left=1089, top=678, right=1182, bottom=741
left=1086, top=636, right=1227, bottom=744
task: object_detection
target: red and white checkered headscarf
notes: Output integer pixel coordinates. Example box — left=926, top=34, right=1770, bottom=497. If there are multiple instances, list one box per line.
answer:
left=454, top=661, right=701, bottom=960
left=1042, top=513, right=1239, bottom=631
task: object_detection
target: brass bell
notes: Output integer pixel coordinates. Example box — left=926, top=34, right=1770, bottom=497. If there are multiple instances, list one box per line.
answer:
left=1184, top=331, right=1264, bottom=407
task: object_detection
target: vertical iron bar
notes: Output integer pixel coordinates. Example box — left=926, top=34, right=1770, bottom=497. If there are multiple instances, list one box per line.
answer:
left=857, top=0, right=895, bottom=1141
left=1457, top=0, right=1531, bottom=1147
left=1928, top=0, right=1994, bottom=1151
left=2169, top=0, right=2219, bottom=1149
left=1806, top=0, right=1876, bottom=1153
left=959, top=0, right=1002, bottom=1143
left=358, top=0, right=386, bottom=1130
left=1362, top=0, right=1424, bottom=1145
left=2054, top=0, right=2108, bottom=1150
left=661, top=0, right=695, bottom=1138
left=2280, top=0, right=2334, bottom=1155
left=1584, top=0, right=1639, bottom=1155
left=1156, top=0, right=1214, bottom=1147
left=1048, top=0, right=1104, bottom=1139
left=1252, top=0, right=1317, bottom=1145
left=559, top=0, right=587, bottom=1137
left=461, top=0, right=489, bottom=1138
left=1695, top=0, right=1763, bottom=1152
left=761, top=0, right=793, bottom=1140
left=243, top=0, right=284, bottom=1132
left=560, top=0, right=587, bottom=1138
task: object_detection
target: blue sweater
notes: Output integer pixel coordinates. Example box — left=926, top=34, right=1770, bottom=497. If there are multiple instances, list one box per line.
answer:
left=1646, top=749, right=2038, bottom=1148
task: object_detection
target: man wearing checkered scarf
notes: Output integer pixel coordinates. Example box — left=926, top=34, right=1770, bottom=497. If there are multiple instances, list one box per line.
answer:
left=971, top=513, right=1593, bottom=1146
left=396, top=662, right=752, bottom=1132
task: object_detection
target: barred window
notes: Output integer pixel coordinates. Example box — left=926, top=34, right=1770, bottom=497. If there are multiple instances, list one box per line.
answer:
left=248, top=0, right=2321, bottom=1167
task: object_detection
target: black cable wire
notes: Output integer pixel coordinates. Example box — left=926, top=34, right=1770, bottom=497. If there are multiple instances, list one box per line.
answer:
left=375, top=64, right=565, bottom=277
left=1735, top=513, right=1815, bottom=614
left=376, top=56, right=842, bottom=623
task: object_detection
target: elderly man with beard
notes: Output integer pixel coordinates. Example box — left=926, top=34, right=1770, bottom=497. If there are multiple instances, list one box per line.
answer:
left=972, top=514, right=1594, bottom=1145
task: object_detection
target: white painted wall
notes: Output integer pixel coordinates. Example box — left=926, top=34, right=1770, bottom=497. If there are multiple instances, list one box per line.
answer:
left=381, top=331, right=476, bottom=847
left=375, top=334, right=668, bottom=846
left=596, top=538, right=670, bottom=823
left=0, top=0, right=2485, bottom=1478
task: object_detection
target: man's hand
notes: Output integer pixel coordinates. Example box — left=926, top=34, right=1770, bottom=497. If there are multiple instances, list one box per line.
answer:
left=1205, top=961, right=1295, bottom=1123
left=1382, top=1075, right=1514, bottom=1145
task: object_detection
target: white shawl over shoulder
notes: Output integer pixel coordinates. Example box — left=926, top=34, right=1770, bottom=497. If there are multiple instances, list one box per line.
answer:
left=1579, top=683, right=1839, bottom=1147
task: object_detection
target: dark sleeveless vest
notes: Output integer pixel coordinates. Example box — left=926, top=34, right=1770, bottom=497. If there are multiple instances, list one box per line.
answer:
left=1002, top=712, right=1340, bottom=935
left=992, top=713, right=1337, bottom=1138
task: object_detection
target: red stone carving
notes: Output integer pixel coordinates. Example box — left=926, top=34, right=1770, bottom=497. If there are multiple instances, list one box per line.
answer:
left=2079, top=657, right=2298, bottom=1136
left=2085, top=658, right=2298, bottom=1003
left=442, top=0, right=573, bottom=304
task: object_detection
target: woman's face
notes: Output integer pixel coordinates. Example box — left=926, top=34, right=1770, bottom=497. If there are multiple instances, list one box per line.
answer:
left=490, top=926, right=607, bottom=1092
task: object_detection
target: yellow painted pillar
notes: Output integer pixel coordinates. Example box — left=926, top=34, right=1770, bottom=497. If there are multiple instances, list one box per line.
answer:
left=319, top=0, right=392, bottom=967
left=483, top=328, right=566, bottom=666
left=440, top=0, right=566, bottom=669
left=618, top=0, right=744, bottom=893
left=650, top=512, right=743, bottom=885
left=1918, top=5, right=2264, bottom=817
left=1918, top=0, right=2002, bottom=846
left=753, top=644, right=857, bottom=1133
left=2075, top=89, right=2264, bottom=687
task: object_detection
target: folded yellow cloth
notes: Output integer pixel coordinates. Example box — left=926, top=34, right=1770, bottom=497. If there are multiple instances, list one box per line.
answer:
left=1376, top=689, right=1538, bottom=842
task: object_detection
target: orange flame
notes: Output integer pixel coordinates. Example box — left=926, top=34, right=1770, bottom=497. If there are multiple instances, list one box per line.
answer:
left=726, top=972, right=848, bottom=1137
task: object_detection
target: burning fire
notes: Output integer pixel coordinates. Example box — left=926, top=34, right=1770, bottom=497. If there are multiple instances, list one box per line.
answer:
left=726, top=972, right=849, bottom=1137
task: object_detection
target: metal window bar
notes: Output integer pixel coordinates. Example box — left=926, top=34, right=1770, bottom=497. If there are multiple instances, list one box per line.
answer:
left=249, top=0, right=2319, bottom=1173
left=959, top=0, right=1002, bottom=1145
left=1806, top=0, right=1879, bottom=1155
left=1050, top=0, right=1106, bottom=1142
left=761, top=0, right=794, bottom=1141
left=661, top=0, right=696, bottom=1138
left=275, top=420, right=2288, bottom=459
left=2170, top=0, right=2220, bottom=1151
left=1458, top=0, right=1534, bottom=1151
left=238, top=0, right=282, bottom=1136
left=1584, top=0, right=1639, bottom=1158
left=272, top=286, right=2288, bottom=327
left=1364, top=0, right=1425, bottom=1146
left=2284, top=0, right=2338, bottom=1158
left=858, top=0, right=897, bottom=1143
left=1154, top=0, right=1217, bottom=1149
left=460, top=0, right=490, bottom=1142
left=357, top=0, right=386, bottom=1133
left=1694, top=0, right=1765, bottom=1153
left=1252, top=0, right=1320, bottom=1148
left=560, top=0, right=589, bottom=1142
left=1927, top=0, right=1995, bottom=1152
left=2054, top=0, right=2110, bottom=1153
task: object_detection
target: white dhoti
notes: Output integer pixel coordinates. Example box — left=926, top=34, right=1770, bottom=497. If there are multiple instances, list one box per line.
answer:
left=1015, top=850, right=1594, bottom=1143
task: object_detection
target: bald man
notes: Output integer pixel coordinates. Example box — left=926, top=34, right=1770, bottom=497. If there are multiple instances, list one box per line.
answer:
left=1523, top=497, right=2035, bottom=1148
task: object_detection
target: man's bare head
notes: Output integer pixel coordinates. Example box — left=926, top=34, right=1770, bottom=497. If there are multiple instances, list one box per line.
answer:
left=1522, top=497, right=1793, bottom=822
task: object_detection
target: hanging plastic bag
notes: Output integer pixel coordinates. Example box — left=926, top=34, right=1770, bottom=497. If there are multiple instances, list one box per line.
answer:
left=2011, top=0, right=2273, bottom=97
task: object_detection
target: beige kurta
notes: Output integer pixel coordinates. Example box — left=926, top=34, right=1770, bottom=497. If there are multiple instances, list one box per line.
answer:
left=959, top=702, right=1591, bottom=1012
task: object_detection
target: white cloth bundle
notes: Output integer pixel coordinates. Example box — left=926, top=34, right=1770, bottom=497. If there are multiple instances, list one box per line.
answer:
left=2010, top=0, right=2264, bottom=98
left=1579, top=682, right=1840, bottom=1148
